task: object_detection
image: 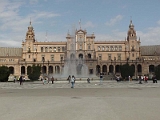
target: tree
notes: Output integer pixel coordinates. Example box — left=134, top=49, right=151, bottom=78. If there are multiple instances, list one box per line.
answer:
left=27, top=64, right=41, bottom=81
left=120, top=63, right=135, bottom=80
left=0, top=66, right=10, bottom=82
left=155, top=65, right=160, bottom=80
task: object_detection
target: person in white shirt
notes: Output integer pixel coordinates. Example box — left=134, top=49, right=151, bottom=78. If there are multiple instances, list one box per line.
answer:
left=71, top=75, right=75, bottom=88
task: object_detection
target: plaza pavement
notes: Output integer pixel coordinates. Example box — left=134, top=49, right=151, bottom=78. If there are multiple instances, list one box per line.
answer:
left=0, top=80, right=160, bottom=120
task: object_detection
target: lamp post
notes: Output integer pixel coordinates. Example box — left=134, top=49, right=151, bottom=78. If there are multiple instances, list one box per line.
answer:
left=135, top=59, right=137, bottom=80
left=48, top=60, right=49, bottom=77
left=127, top=57, right=129, bottom=64
left=42, top=57, right=45, bottom=78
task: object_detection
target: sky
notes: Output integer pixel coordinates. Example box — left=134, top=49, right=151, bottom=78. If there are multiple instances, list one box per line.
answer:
left=0, top=0, right=160, bottom=47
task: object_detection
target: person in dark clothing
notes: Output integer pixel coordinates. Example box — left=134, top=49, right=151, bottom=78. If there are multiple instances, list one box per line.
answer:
left=19, top=76, right=23, bottom=85
left=153, top=76, right=157, bottom=83
left=67, top=75, right=71, bottom=83
left=99, top=72, right=103, bottom=84
left=139, top=76, right=142, bottom=84
left=87, top=78, right=90, bottom=83
left=51, top=77, right=54, bottom=84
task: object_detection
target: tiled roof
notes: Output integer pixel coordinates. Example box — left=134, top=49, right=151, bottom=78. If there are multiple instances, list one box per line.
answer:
left=0, top=47, right=22, bottom=57
left=140, top=45, right=160, bottom=56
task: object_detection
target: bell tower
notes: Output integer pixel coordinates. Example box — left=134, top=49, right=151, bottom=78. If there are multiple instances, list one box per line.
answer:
left=127, top=20, right=136, bottom=41
left=26, top=21, right=35, bottom=42
left=22, top=21, right=36, bottom=62
left=125, top=20, right=140, bottom=60
left=24, top=21, right=35, bottom=53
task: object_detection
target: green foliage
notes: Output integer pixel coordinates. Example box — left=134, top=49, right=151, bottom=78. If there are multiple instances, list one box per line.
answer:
left=0, top=66, right=10, bottom=82
left=27, top=64, right=41, bottom=81
left=155, top=65, right=160, bottom=80
left=120, top=63, right=135, bottom=80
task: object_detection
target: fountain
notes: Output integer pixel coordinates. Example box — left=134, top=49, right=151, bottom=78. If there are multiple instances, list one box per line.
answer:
left=51, top=27, right=95, bottom=81
left=61, top=27, right=89, bottom=79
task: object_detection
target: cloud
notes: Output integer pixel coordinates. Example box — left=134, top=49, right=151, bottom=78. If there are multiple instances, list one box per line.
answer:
left=105, top=15, right=123, bottom=26
left=29, top=0, right=39, bottom=4
left=0, top=0, right=61, bottom=47
left=157, top=20, right=160, bottom=25
left=137, top=27, right=160, bottom=45
left=96, top=30, right=126, bottom=41
left=33, top=11, right=60, bottom=19
left=82, top=21, right=95, bottom=29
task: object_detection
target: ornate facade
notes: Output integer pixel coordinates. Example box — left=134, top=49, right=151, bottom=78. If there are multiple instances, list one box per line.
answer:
left=0, top=20, right=160, bottom=79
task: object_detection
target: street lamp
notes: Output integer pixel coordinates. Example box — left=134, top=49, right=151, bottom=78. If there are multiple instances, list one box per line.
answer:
left=135, top=58, right=138, bottom=80
left=48, top=60, right=49, bottom=77
left=127, top=57, right=129, bottom=64
left=42, top=57, right=45, bottom=77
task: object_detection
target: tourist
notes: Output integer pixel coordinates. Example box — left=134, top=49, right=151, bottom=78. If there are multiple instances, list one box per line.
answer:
left=42, top=77, right=46, bottom=85
left=139, top=75, right=142, bottom=84
left=47, top=77, right=50, bottom=84
left=23, top=77, right=25, bottom=81
left=67, top=75, right=71, bottom=83
left=73, top=75, right=76, bottom=83
left=152, top=75, right=157, bottom=83
left=128, top=76, right=130, bottom=81
left=87, top=78, right=90, bottom=83
left=19, top=76, right=23, bottom=85
left=14, top=76, right=16, bottom=83
left=51, top=77, right=54, bottom=84
left=99, top=72, right=103, bottom=84
left=71, top=75, right=75, bottom=88
left=116, top=76, right=120, bottom=82
left=144, top=75, right=148, bottom=83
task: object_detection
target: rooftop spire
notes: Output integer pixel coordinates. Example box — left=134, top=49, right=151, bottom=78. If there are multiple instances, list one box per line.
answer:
left=29, top=18, right=32, bottom=26
left=79, top=19, right=81, bottom=29
left=129, top=19, right=134, bottom=28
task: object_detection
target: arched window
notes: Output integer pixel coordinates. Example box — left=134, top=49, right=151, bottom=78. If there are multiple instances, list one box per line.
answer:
left=79, top=54, right=83, bottom=59
left=88, top=54, right=91, bottom=59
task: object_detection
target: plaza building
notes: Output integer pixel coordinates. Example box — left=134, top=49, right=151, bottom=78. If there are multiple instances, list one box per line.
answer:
left=0, top=20, right=160, bottom=79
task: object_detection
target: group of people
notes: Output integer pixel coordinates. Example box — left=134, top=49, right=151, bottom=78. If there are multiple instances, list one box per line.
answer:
left=138, top=75, right=149, bottom=84
left=41, top=77, right=55, bottom=85
left=14, top=76, right=25, bottom=85
left=138, top=75, right=158, bottom=84
left=15, top=73, right=158, bottom=87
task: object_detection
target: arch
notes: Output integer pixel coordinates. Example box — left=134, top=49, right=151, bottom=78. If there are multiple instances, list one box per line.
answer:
left=149, top=65, right=154, bottom=73
left=102, top=65, right=107, bottom=73
left=21, top=66, right=25, bottom=74
left=96, top=65, right=101, bottom=74
left=9, top=66, right=14, bottom=74
left=109, top=65, right=114, bottom=73
left=137, top=64, right=142, bottom=73
left=115, top=65, right=120, bottom=73
left=49, top=66, right=53, bottom=74
left=88, top=54, right=91, bottom=59
left=70, top=53, right=75, bottom=59
left=27, top=66, right=32, bottom=75
left=42, top=66, right=47, bottom=74
left=79, top=54, right=83, bottom=59
left=55, top=65, right=60, bottom=74
left=131, top=64, right=135, bottom=73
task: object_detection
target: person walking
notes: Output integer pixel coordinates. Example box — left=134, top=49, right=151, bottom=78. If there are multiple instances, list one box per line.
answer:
left=99, top=72, right=103, bottom=84
left=87, top=78, right=90, bottom=83
left=129, top=75, right=132, bottom=82
left=67, top=75, right=71, bottom=83
left=71, top=75, right=75, bottom=88
left=14, top=76, right=16, bottom=83
left=19, top=76, right=23, bottom=85
left=139, top=75, right=142, bottom=84
left=51, top=77, right=54, bottom=84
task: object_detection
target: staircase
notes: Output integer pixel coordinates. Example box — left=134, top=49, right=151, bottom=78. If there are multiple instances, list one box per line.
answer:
left=103, top=73, right=115, bottom=80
